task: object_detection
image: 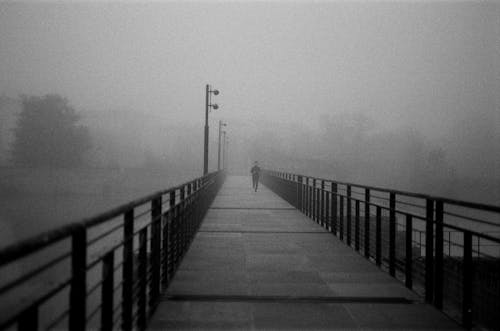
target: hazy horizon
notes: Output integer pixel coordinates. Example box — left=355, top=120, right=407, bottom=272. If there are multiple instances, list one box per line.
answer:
left=1, top=0, right=499, bottom=199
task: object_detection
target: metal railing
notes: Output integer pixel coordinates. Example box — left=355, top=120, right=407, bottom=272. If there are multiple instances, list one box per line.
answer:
left=0, top=170, right=225, bottom=331
left=261, top=170, right=500, bottom=331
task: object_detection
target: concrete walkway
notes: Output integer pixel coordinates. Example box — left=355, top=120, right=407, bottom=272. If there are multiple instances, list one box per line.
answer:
left=148, top=176, right=461, bottom=330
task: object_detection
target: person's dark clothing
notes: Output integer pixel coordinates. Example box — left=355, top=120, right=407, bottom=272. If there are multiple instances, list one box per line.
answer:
left=251, top=165, right=261, bottom=191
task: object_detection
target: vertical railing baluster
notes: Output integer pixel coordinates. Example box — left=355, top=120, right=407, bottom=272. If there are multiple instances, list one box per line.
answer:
left=168, top=190, right=176, bottom=281
left=434, top=200, right=444, bottom=309
left=309, top=179, right=313, bottom=218
left=304, top=177, right=309, bottom=216
left=69, top=226, right=87, bottom=331
left=309, top=179, right=313, bottom=219
left=180, top=186, right=186, bottom=255
left=332, top=183, right=338, bottom=235
left=405, top=214, right=413, bottom=289
left=364, top=189, right=370, bottom=258
left=376, top=206, right=382, bottom=266
left=321, top=180, right=325, bottom=227
left=325, top=183, right=330, bottom=231
left=172, top=189, right=178, bottom=269
left=316, top=182, right=320, bottom=224
left=389, top=193, right=396, bottom=277
left=101, top=251, right=114, bottom=331
left=137, top=228, right=148, bottom=331
left=18, top=305, right=38, bottom=331
left=315, top=181, right=320, bottom=224
left=161, top=202, right=169, bottom=288
left=312, top=179, right=316, bottom=221
left=425, top=199, right=434, bottom=303
left=175, top=188, right=182, bottom=267
left=339, top=195, right=344, bottom=241
left=355, top=199, right=360, bottom=251
left=462, top=231, right=473, bottom=329
left=297, top=175, right=303, bottom=211
left=347, top=186, right=352, bottom=246
left=122, top=209, right=134, bottom=331
left=150, top=196, right=162, bottom=307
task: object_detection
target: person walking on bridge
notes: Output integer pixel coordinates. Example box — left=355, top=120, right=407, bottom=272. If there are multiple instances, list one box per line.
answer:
left=251, top=161, right=261, bottom=192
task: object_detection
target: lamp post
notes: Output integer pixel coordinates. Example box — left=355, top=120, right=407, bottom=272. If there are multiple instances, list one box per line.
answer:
left=225, top=136, right=229, bottom=170
left=218, top=120, right=227, bottom=171
left=204, top=84, right=220, bottom=175
left=222, top=130, right=227, bottom=169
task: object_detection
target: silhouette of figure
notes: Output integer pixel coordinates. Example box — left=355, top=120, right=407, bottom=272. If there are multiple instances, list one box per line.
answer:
left=251, top=161, right=261, bottom=192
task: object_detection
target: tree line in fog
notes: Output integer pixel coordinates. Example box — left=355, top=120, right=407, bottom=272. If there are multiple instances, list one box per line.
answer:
left=0, top=94, right=202, bottom=172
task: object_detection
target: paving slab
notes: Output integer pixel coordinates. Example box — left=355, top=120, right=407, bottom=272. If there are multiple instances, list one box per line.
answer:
left=148, top=176, right=461, bottom=330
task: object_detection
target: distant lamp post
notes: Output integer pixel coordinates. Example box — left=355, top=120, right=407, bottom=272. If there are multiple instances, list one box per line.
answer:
left=222, top=131, right=227, bottom=169
left=204, top=84, right=220, bottom=175
left=218, top=120, right=227, bottom=171
left=225, top=136, right=229, bottom=170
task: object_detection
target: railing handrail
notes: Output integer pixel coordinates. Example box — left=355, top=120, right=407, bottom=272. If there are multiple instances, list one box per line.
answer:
left=283, top=171, right=500, bottom=213
left=265, top=170, right=500, bottom=243
left=0, top=171, right=218, bottom=267
left=261, top=169, right=500, bottom=330
left=0, top=170, right=226, bottom=331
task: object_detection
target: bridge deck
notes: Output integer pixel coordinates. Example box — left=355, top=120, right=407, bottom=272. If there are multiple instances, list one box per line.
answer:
left=148, top=176, right=460, bottom=330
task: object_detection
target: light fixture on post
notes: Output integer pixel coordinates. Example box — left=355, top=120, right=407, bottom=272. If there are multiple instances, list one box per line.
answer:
left=203, top=84, right=221, bottom=175
left=222, top=130, right=227, bottom=170
left=218, top=120, right=227, bottom=171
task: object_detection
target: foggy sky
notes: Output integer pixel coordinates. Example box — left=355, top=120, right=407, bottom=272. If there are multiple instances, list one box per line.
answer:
left=1, top=1, right=499, bottom=183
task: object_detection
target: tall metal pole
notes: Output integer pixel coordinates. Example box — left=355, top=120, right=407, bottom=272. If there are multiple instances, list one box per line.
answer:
left=203, top=84, right=220, bottom=175
left=222, top=131, right=227, bottom=169
left=217, top=120, right=222, bottom=171
left=225, top=137, right=228, bottom=170
left=203, top=84, right=209, bottom=175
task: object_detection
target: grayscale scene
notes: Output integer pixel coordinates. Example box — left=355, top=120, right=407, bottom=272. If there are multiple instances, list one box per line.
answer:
left=0, top=1, right=499, bottom=330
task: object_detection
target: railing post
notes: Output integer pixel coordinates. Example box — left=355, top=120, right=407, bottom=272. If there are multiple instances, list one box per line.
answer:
left=180, top=186, right=186, bottom=254
left=167, top=190, right=176, bottom=281
left=364, top=189, right=370, bottom=258
left=137, top=228, right=148, bottom=331
left=189, top=183, right=194, bottom=239
left=18, top=305, right=38, bottom=331
left=325, top=183, right=330, bottom=231
left=376, top=206, right=382, bottom=266
left=69, top=226, right=87, bottom=331
left=297, top=175, right=303, bottom=211
left=173, top=189, right=181, bottom=268
left=339, top=195, right=344, bottom=241
left=405, top=214, right=413, bottom=289
left=315, top=181, right=320, bottom=223
left=347, top=185, right=352, bottom=246
left=462, top=231, right=473, bottom=329
left=425, top=199, right=434, bottom=303
left=434, top=200, right=444, bottom=309
left=316, top=180, right=320, bottom=223
left=122, top=209, right=134, bottom=331
left=389, top=193, right=396, bottom=277
left=308, top=178, right=314, bottom=218
left=309, top=179, right=313, bottom=218
left=321, top=180, right=325, bottom=227
left=332, top=183, right=338, bottom=235
left=150, top=196, right=162, bottom=308
left=161, top=207, right=169, bottom=288
left=355, top=199, right=360, bottom=251
left=101, top=251, right=114, bottom=331
left=305, top=177, right=309, bottom=216
left=312, top=179, right=316, bottom=221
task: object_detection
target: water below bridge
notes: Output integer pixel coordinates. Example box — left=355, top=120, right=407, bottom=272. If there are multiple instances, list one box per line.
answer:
left=147, top=176, right=460, bottom=330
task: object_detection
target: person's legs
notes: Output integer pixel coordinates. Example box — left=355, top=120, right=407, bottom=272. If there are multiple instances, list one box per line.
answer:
left=255, top=176, right=259, bottom=191
left=252, top=175, right=258, bottom=191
